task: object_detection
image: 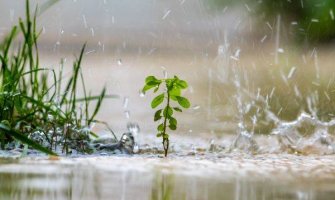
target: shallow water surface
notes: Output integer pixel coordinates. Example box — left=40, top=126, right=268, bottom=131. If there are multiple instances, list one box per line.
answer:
left=1, top=154, right=335, bottom=200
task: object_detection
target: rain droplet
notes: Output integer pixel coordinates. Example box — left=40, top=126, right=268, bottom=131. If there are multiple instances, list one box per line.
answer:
left=82, top=15, right=88, bottom=29
left=133, top=144, right=139, bottom=153
left=161, top=66, right=167, bottom=78
left=89, top=122, right=96, bottom=130
left=311, top=18, right=319, bottom=23
left=117, top=59, right=122, bottom=65
left=139, top=90, right=145, bottom=97
left=162, top=10, right=171, bottom=20
left=192, top=105, right=200, bottom=110
left=123, top=96, right=129, bottom=108
left=90, top=28, right=95, bottom=37
left=124, top=110, right=130, bottom=119
left=287, top=66, right=296, bottom=79
left=260, top=35, right=267, bottom=43
left=330, top=9, right=334, bottom=21
left=127, top=122, right=140, bottom=135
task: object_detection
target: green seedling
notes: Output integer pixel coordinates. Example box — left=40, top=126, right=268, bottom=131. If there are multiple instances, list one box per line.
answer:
left=142, top=75, right=190, bottom=157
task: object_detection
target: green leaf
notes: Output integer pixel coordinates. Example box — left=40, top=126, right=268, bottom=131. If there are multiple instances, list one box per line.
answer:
left=169, top=124, right=177, bottom=130
left=173, top=107, right=182, bottom=112
left=153, top=86, right=160, bottom=93
left=145, top=76, right=161, bottom=86
left=147, top=81, right=161, bottom=86
left=177, top=80, right=188, bottom=89
left=151, top=93, right=164, bottom=108
left=154, top=109, right=162, bottom=121
left=156, top=133, right=162, bottom=137
left=175, top=96, right=190, bottom=108
left=157, top=124, right=164, bottom=131
left=145, top=76, right=158, bottom=84
left=142, top=84, right=155, bottom=93
left=169, top=116, right=177, bottom=126
left=169, top=87, right=181, bottom=101
left=163, top=106, right=173, bottom=117
left=168, top=117, right=177, bottom=130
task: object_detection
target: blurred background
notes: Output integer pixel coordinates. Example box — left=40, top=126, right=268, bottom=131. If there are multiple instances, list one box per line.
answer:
left=1, top=0, right=335, bottom=139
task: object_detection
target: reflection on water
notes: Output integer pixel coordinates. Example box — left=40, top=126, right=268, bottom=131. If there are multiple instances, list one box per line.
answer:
left=1, top=156, right=335, bottom=200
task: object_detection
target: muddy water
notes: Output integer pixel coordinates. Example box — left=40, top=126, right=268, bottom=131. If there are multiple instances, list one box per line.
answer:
left=1, top=154, right=335, bottom=200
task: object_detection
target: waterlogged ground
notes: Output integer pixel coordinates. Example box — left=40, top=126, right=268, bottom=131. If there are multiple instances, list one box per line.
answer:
left=1, top=134, right=335, bottom=200
left=1, top=151, right=335, bottom=200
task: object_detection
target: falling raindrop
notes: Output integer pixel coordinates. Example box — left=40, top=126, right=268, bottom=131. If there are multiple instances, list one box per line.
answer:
left=287, top=66, right=296, bottom=79
left=82, top=14, right=88, bottom=29
left=162, top=10, right=171, bottom=20
left=124, top=110, right=130, bottom=119
left=330, top=9, right=334, bottom=21
left=123, top=97, right=129, bottom=109
left=260, top=35, right=267, bottom=43
left=139, top=90, right=145, bottom=97
left=133, top=144, right=139, bottom=153
left=311, top=18, right=319, bottom=23
left=161, top=66, right=168, bottom=78
left=192, top=105, right=200, bottom=110
left=90, top=28, right=95, bottom=37
left=127, top=122, right=140, bottom=135
left=117, top=59, right=122, bottom=65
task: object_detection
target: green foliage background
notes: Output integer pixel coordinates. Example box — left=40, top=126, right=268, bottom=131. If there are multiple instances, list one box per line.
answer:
left=208, top=0, right=335, bottom=43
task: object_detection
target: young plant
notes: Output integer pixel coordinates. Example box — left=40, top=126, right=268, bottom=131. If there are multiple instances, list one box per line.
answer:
left=142, top=75, right=190, bottom=157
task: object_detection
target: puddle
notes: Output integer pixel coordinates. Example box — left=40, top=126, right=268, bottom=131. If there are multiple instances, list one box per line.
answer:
left=1, top=154, right=335, bottom=200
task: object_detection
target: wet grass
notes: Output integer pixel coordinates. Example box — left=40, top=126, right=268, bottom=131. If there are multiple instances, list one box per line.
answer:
left=0, top=0, right=112, bottom=155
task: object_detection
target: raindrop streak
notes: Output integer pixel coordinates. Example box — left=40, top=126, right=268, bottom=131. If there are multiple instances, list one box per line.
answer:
left=161, top=66, right=168, bottom=78
left=123, top=97, right=129, bottom=109
left=90, top=28, right=95, bottom=37
left=85, top=50, right=96, bottom=55
left=207, top=68, right=213, bottom=120
left=311, top=18, right=319, bottom=23
left=82, top=15, right=88, bottom=28
left=275, top=15, right=281, bottom=65
left=162, top=10, right=171, bottom=20
left=139, top=90, right=145, bottom=97
left=192, top=105, right=201, bottom=110
left=117, top=59, right=122, bottom=65
left=260, top=35, right=267, bottom=43
left=324, top=91, right=331, bottom=101
left=314, top=51, right=320, bottom=80
left=330, top=9, right=334, bottom=21
left=269, top=87, right=276, bottom=99
left=287, top=67, right=296, bottom=79
left=294, top=85, right=301, bottom=98
left=124, top=110, right=130, bottom=119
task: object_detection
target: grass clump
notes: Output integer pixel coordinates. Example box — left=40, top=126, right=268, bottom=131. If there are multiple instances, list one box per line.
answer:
left=0, top=0, right=112, bottom=155
left=142, top=75, right=190, bottom=157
